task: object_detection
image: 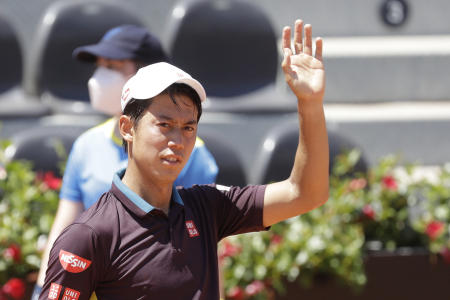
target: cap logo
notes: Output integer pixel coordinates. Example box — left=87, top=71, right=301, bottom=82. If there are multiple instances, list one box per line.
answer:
left=176, top=71, right=185, bottom=78
left=185, top=220, right=200, bottom=237
left=48, top=283, right=62, bottom=299
left=59, top=250, right=92, bottom=273
left=121, top=87, right=130, bottom=104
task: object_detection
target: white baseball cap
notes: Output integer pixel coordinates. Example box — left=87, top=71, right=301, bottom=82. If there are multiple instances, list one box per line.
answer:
left=120, top=62, right=206, bottom=111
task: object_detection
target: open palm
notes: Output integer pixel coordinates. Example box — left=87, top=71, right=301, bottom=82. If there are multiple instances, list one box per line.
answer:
left=282, top=20, right=325, bottom=103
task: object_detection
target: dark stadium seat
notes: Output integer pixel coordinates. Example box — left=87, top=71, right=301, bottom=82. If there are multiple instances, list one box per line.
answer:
left=252, top=122, right=368, bottom=184
left=0, top=13, right=22, bottom=94
left=8, top=125, right=89, bottom=177
left=25, top=0, right=144, bottom=104
left=198, top=129, right=247, bottom=186
left=167, top=0, right=278, bottom=98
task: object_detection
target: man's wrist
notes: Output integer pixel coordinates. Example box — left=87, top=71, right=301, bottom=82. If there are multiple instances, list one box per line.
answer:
left=297, top=100, right=325, bottom=116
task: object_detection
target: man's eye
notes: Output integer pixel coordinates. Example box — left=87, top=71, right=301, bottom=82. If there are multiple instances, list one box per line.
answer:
left=184, top=126, right=195, bottom=132
left=159, top=123, right=169, bottom=128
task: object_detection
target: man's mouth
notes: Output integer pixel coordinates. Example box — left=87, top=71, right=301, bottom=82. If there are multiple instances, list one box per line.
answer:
left=161, top=155, right=182, bottom=164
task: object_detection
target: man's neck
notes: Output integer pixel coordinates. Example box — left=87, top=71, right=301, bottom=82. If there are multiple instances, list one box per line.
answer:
left=121, top=165, right=172, bottom=215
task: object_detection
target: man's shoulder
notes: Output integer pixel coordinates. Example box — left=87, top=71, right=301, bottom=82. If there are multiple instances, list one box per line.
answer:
left=176, top=184, right=231, bottom=208
left=71, top=192, right=120, bottom=236
left=177, top=184, right=219, bottom=198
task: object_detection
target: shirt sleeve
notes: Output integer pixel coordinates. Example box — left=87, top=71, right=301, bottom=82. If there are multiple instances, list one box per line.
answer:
left=175, top=138, right=219, bottom=187
left=59, top=138, right=83, bottom=203
left=213, top=184, right=268, bottom=240
left=39, top=223, right=103, bottom=300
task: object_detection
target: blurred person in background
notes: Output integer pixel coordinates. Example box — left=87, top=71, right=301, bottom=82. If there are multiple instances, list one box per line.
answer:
left=32, top=24, right=218, bottom=299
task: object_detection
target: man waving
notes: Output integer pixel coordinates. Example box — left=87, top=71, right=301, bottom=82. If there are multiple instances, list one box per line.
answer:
left=40, top=20, right=328, bottom=300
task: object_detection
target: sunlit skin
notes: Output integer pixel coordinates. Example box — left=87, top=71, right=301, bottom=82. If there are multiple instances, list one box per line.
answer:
left=120, top=93, right=198, bottom=214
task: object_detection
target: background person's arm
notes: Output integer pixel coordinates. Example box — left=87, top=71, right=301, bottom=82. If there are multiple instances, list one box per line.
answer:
left=263, top=20, right=329, bottom=227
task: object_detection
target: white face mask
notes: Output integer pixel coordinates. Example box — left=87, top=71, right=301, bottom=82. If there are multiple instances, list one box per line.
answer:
left=88, top=67, right=128, bottom=116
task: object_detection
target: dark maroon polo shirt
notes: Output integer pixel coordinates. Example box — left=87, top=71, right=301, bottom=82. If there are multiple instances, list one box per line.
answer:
left=40, top=170, right=267, bottom=300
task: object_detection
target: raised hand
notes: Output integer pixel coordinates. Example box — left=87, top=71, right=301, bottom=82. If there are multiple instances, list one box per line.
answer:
left=282, top=20, right=325, bottom=103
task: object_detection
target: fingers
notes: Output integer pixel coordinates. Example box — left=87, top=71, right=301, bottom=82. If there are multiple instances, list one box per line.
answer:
left=315, top=37, right=323, bottom=62
left=293, top=20, right=303, bottom=54
left=303, top=24, right=312, bottom=56
left=283, top=20, right=322, bottom=58
left=282, top=26, right=291, bottom=51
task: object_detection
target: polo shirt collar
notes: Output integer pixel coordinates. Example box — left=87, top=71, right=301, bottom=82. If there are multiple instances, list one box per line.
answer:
left=112, top=169, right=184, bottom=216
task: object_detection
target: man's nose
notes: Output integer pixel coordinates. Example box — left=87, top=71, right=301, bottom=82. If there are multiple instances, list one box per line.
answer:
left=167, top=129, right=184, bottom=149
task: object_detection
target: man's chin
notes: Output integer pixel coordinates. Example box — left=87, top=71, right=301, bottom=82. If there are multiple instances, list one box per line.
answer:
left=154, top=170, right=182, bottom=184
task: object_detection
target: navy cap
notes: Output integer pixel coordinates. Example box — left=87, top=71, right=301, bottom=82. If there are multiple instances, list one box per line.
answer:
left=72, top=24, right=168, bottom=64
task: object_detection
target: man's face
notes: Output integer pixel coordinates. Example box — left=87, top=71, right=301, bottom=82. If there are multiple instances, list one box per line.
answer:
left=130, top=93, right=198, bottom=184
left=96, top=57, right=137, bottom=77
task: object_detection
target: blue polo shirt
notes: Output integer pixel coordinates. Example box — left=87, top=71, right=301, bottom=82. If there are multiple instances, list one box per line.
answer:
left=59, top=118, right=218, bottom=209
left=41, top=169, right=267, bottom=300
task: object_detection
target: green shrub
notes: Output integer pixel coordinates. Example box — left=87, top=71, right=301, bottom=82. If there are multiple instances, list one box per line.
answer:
left=221, top=150, right=450, bottom=300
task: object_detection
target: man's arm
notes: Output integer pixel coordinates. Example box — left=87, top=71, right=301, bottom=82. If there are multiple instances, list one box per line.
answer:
left=263, top=20, right=329, bottom=227
left=39, top=223, right=99, bottom=300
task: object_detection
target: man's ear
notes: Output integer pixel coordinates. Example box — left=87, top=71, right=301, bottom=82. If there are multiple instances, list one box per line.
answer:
left=119, top=115, right=134, bottom=142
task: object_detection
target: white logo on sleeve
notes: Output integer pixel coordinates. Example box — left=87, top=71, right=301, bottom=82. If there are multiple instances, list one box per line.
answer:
left=185, top=220, right=200, bottom=237
left=216, top=184, right=231, bottom=192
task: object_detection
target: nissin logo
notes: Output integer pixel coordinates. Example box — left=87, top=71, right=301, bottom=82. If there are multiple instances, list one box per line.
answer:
left=59, top=250, right=91, bottom=273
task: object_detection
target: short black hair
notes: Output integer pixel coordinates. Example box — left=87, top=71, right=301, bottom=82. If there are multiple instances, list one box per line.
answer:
left=122, top=83, right=203, bottom=152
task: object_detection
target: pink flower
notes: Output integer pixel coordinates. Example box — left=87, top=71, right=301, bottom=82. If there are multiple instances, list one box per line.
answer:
left=3, top=244, right=21, bottom=263
left=348, top=178, right=367, bottom=191
left=362, top=204, right=375, bottom=220
left=382, top=175, right=397, bottom=191
left=2, top=278, right=25, bottom=300
left=219, top=240, right=241, bottom=261
left=270, top=234, right=283, bottom=246
left=425, top=221, right=444, bottom=240
left=0, top=165, right=7, bottom=180
left=227, top=286, right=245, bottom=300
left=245, top=280, right=265, bottom=296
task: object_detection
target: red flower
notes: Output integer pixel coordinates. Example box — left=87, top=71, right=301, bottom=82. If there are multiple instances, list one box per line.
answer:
left=348, top=178, right=367, bottom=191
left=219, top=240, right=241, bottom=261
left=3, top=244, right=21, bottom=262
left=43, top=171, right=62, bottom=190
left=0, top=290, right=8, bottom=300
left=425, top=221, right=444, bottom=240
left=227, top=286, right=245, bottom=300
left=362, top=204, right=376, bottom=220
left=381, top=175, right=397, bottom=191
left=270, top=234, right=283, bottom=246
left=245, top=280, right=265, bottom=296
left=440, top=247, right=450, bottom=264
left=2, top=278, right=25, bottom=300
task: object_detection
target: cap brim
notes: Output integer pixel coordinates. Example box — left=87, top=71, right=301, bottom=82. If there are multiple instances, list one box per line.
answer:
left=72, top=44, right=132, bottom=62
left=176, top=78, right=207, bottom=103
